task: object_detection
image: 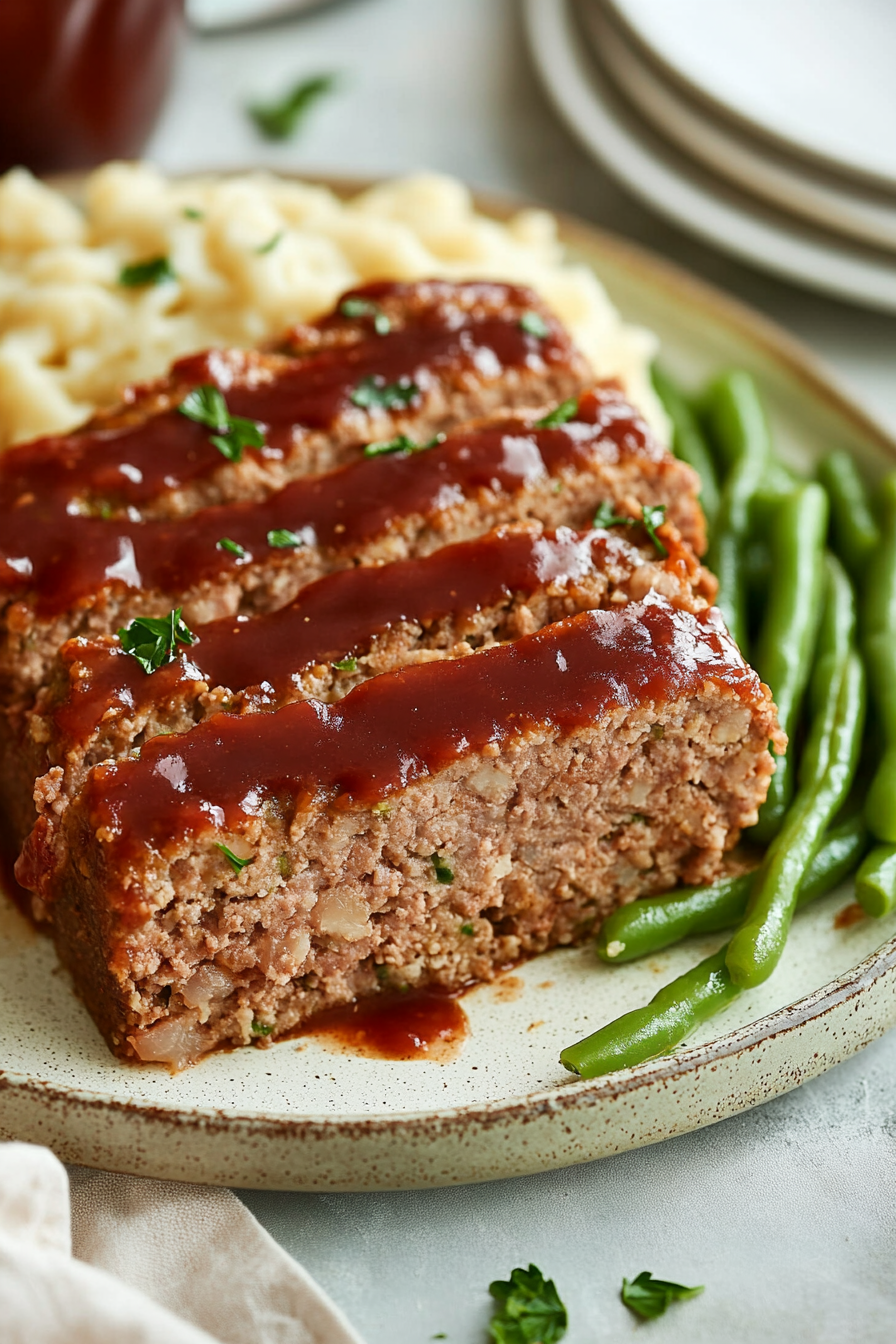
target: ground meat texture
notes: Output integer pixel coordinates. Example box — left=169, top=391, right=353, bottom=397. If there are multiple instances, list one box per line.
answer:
left=16, top=596, right=782, bottom=1068
left=0, top=280, right=590, bottom=526
left=17, top=521, right=716, bottom=852
left=0, top=386, right=704, bottom=712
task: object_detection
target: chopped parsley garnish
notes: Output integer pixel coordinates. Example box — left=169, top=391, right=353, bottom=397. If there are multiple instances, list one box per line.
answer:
left=117, top=608, right=195, bottom=674
left=248, top=72, right=337, bottom=141
left=621, top=1271, right=703, bottom=1320
left=182, top=206, right=204, bottom=220
left=650, top=722, right=665, bottom=740
left=535, top=398, right=579, bottom=429
left=363, top=432, right=442, bottom=457
left=256, top=230, right=283, bottom=255
left=430, top=853, right=455, bottom=885
left=640, top=503, right=669, bottom=556
left=340, top=296, right=391, bottom=335
left=178, top=384, right=265, bottom=463
left=350, top=376, right=420, bottom=411
left=251, top=1019, right=274, bottom=1036
left=276, top=853, right=291, bottom=877
left=216, top=843, right=255, bottom=874
left=217, top=537, right=247, bottom=558
left=519, top=311, right=550, bottom=339
left=373, top=801, right=391, bottom=815
left=592, top=500, right=669, bottom=557
left=333, top=655, right=357, bottom=672
left=119, top=255, right=176, bottom=288
left=375, top=964, right=390, bottom=983
left=460, top=922, right=475, bottom=936
left=267, top=527, right=306, bottom=549
left=488, top=1265, right=567, bottom=1344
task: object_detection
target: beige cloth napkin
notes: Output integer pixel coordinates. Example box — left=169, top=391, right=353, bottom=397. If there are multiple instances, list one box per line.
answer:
left=0, top=1141, right=365, bottom=1344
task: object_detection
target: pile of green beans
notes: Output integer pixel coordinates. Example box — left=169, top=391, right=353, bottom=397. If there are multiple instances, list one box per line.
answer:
left=560, top=367, right=896, bottom=1081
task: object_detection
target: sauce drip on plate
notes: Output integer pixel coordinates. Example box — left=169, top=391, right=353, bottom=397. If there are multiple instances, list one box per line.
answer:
left=297, top=988, right=468, bottom=1061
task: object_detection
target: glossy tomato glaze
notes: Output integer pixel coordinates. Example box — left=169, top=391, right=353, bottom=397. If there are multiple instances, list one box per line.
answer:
left=0, top=388, right=655, bottom=616
left=59, top=597, right=760, bottom=901
left=51, top=524, right=695, bottom=745
left=0, top=280, right=568, bottom=515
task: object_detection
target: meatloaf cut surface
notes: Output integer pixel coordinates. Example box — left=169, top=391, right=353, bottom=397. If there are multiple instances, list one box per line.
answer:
left=0, top=387, right=704, bottom=710
left=16, top=595, right=782, bottom=1068
left=18, top=521, right=716, bottom=851
left=0, top=280, right=590, bottom=525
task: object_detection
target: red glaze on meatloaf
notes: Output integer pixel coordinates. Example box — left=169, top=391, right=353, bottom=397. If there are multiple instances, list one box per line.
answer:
left=17, top=595, right=782, bottom=1068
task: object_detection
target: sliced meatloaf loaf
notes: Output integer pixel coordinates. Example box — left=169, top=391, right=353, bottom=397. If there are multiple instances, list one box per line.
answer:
left=16, top=521, right=716, bottom=850
left=0, top=280, right=590, bottom=525
left=0, top=387, right=705, bottom=710
left=16, top=595, right=782, bottom=1068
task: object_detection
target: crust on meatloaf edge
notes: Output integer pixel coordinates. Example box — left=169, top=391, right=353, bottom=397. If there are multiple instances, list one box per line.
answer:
left=17, top=595, right=783, bottom=1070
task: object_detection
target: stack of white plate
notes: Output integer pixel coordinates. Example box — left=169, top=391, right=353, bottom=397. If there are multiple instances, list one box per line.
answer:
left=523, top=0, right=896, bottom=311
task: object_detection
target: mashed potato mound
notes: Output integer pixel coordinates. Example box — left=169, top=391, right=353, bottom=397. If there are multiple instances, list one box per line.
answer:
left=0, top=161, right=660, bottom=449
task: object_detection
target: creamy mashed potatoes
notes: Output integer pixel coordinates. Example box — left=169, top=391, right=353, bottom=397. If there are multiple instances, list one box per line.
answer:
left=0, top=162, right=659, bottom=449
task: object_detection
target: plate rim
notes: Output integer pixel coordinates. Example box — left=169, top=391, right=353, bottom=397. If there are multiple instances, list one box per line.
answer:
left=601, top=0, right=896, bottom=195
left=523, top=0, right=896, bottom=313
left=4, top=168, right=896, bottom=1182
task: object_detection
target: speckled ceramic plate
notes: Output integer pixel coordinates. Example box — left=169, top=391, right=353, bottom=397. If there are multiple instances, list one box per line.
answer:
left=3, top=182, right=896, bottom=1191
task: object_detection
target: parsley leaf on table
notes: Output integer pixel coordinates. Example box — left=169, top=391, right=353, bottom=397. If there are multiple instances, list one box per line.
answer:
left=119, top=255, right=176, bottom=287
left=621, top=1271, right=703, bottom=1320
left=117, top=608, right=195, bottom=675
left=178, top=384, right=265, bottom=463
left=488, top=1265, right=567, bottom=1344
left=248, top=73, right=337, bottom=141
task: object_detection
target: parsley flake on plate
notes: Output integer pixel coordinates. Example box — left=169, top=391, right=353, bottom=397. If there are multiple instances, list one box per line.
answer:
left=535, top=398, right=578, bottom=429
left=119, top=255, right=176, bottom=288
left=117, top=608, right=195, bottom=675
left=178, top=384, right=265, bottom=463
left=621, top=1271, right=703, bottom=1320
left=488, top=1264, right=567, bottom=1344
left=216, top=843, right=255, bottom=874
left=430, top=853, right=455, bottom=885
left=248, top=72, right=337, bottom=141
left=267, top=527, right=306, bottom=549
left=592, top=500, right=669, bottom=557
left=339, top=296, right=391, bottom=335
left=350, top=376, right=420, bottom=411
left=519, top=310, right=550, bottom=339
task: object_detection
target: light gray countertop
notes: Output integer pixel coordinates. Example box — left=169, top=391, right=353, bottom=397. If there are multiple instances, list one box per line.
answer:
left=146, top=3, right=896, bottom=1338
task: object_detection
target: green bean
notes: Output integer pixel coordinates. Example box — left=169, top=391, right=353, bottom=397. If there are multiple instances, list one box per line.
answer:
left=562, top=810, right=869, bottom=1079
left=726, top=561, right=865, bottom=988
left=560, top=948, right=739, bottom=1079
left=818, top=449, right=881, bottom=581
left=595, top=812, right=868, bottom=964
left=702, top=372, right=772, bottom=650
left=862, top=473, right=896, bottom=842
left=855, top=844, right=896, bottom=918
left=751, top=483, right=829, bottom=844
left=651, top=366, right=720, bottom=530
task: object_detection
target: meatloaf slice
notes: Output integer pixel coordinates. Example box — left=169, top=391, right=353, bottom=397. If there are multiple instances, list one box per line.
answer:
left=0, top=386, right=705, bottom=708
left=0, top=280, right=590, bottom=525
left=17, top=521, right=716, bottom=849
left=16, top=595, right=782, bottom=1068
